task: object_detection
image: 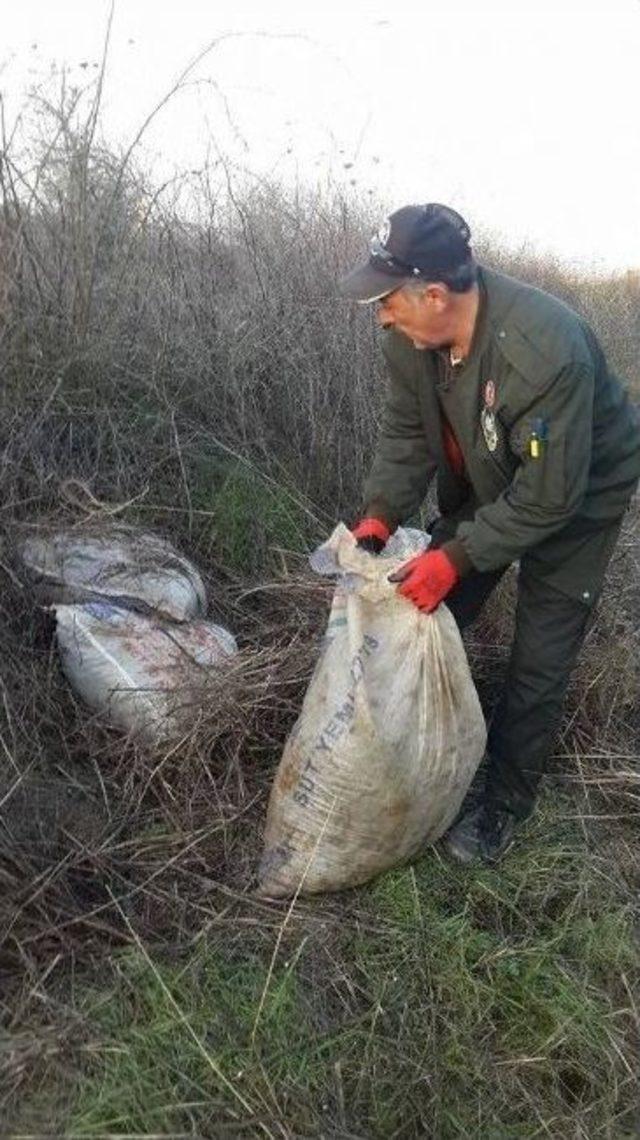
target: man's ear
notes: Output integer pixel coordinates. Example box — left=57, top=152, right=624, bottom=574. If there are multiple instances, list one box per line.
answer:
left=424, top=283, right=449, bottom=311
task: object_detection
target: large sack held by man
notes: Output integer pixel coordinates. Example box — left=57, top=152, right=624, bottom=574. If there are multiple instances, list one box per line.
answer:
left=257, top=525, right=486, bottom=898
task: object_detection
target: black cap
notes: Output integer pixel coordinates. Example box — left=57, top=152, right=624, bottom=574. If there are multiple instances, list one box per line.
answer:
left=339, top=203, right=473, bottom=303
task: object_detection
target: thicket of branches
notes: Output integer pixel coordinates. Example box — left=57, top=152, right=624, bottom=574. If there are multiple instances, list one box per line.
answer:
left=1, top=84, right=639, bottom=541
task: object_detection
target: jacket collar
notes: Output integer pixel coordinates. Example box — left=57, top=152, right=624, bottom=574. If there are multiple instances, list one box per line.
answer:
left=477, top=265, right=524, bottom=333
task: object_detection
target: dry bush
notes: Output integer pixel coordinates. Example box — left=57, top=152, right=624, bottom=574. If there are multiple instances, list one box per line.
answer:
left=0, top=549, right=328, bottom=952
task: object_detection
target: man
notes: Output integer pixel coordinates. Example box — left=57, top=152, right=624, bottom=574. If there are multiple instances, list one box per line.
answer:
left=339, top=203, right=640, bottom=865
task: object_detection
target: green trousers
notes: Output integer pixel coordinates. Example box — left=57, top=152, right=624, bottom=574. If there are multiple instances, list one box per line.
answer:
left=430, top=513, right=624, bottom=820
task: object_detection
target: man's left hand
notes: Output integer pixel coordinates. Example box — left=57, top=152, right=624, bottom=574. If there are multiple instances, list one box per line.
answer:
left=388, top=548, right=459, bottom=612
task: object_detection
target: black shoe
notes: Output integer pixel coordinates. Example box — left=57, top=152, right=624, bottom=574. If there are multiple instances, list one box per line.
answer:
left=443, top=803, right=518, bottom=866
left=479, top=805, right=518, bottom=863
left=441, top=805, right=485, bottom=865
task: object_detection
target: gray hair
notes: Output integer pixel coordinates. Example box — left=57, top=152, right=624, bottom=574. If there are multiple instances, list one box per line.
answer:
left=404, top=259, right=478, bottom=295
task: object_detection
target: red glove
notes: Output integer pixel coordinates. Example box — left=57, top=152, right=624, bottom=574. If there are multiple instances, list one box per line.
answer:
left=351, top=517, right=391, bottom=555
left=388, top=548, right=459, bottom=612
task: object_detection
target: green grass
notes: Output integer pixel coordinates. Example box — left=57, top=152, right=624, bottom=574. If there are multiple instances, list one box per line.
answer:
left=66, top=797, right=637, bottom=1138
left=191, top=457, right=314, bottom=576
left=70, top=951, right=323, bottom=1134
left=349, top=806, right=636, bottom=1137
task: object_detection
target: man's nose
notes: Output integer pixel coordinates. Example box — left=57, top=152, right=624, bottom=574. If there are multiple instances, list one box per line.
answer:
left=376, top=308, right=393, bottom=328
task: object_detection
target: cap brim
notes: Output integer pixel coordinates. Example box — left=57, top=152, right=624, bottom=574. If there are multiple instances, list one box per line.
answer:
left=338, top=260, right=407, bottom=303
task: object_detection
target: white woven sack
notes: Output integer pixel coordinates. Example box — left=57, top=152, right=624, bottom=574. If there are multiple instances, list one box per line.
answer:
left=18, top=524, right=206, bottom=622
left=55, top=602, right=237, bottom=742
left=257, top=523, right=486, bottom=898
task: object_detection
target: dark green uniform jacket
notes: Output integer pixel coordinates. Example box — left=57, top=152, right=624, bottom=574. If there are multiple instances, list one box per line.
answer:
left=364, top=266, right=640, bottom=604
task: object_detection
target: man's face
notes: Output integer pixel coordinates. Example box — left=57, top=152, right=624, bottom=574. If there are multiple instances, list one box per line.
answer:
left=375, top=284, right=451, bottom=350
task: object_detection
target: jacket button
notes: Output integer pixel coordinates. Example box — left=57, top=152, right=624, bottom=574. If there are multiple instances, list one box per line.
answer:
left=498, top=329, right=506, bottom=338
left=582, top=590, right=590, bottom=600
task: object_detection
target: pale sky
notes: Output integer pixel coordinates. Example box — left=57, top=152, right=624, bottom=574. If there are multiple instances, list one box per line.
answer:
left=2, top=0, right=640, bottom=272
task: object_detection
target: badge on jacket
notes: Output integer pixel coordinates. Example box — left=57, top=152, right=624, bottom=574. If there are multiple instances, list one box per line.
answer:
left=481, top=408, right=498, bottom=451
left=481, top=380, right=498, bottom=452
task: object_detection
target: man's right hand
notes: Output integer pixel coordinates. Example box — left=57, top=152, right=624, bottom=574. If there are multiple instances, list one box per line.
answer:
left=351, top=517, right=391, bottom=555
